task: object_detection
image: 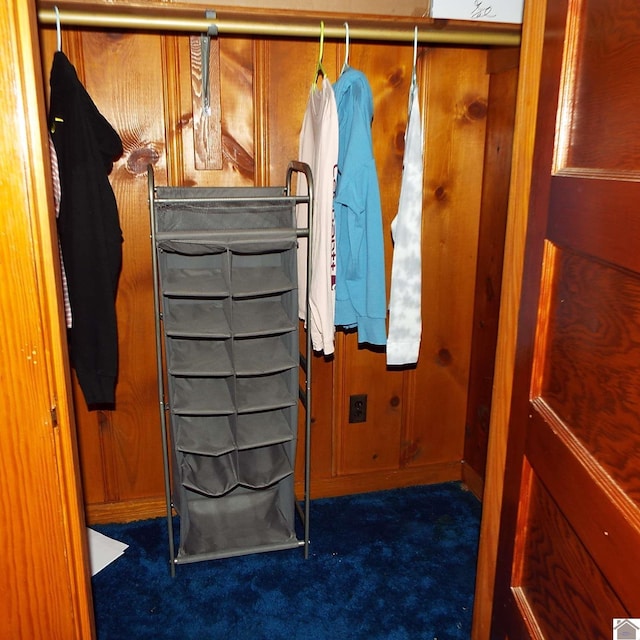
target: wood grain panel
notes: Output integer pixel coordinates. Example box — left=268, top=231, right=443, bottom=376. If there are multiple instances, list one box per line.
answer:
left=177, top=36, right=255, bottom=187
left=214, top=37, right=256, bottom=183
left=337, top=334, right=403, bottom=474
left=68, top=376, right=109, bottom=505
left=472, top=0, right=546, bottom=634
left=189, top=35, right=222, bottom=170
left=408, top=46, right=489, bottom=468
left=266, top=39, right=338, bottom=489
left=540, top=249, right=640, bottom=503
left=488, top=1, right=640, bottom=637
left=1, top=0, right=94, bottom=636
left=559, top=0, right=640, bottom=175
left=86, top=31, right=166, bottom=501
left=265, top=35, right=335, bottom=483
left=513, top=464, right=626, bottom=639
left=0, top=93, right=82, bottom=640
left=266, top=38, right=328, bottom=184
left=464, top=48, right=518, bottom=487
left=549, top=176, right=640, bottom=275
left=526, top=406, right=640, bottom=612
left=64, top=30, right=168, bottom=506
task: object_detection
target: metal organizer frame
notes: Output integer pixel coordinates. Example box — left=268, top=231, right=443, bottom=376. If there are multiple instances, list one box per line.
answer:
left=148, top=162, right=313, bottom=574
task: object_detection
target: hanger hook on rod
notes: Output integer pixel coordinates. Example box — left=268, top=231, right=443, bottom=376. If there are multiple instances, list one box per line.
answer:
left=341, top=22, right=350, bottom=74
left=200, top=9, right=218, bottom=116
left=54, top=5, right=62, bottom=52
left=314, top=20, right=326, bottom=86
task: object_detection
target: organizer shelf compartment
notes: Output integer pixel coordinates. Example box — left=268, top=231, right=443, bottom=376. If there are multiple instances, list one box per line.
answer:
left=149, top=162, right=312, bottom=573
left=166, top=338, right=233, bottom=376
left=236, top=409, right=295, bottom=449
left=234, top=335, right=297, bottom=375
left=163, top=299, right=231, bottom=338
left=178, top=485, right=299, bottom=561
left=174, top=415, right=236, bottom=456
left=232, top=296, right=296, bottom=337
left=169, top=376, right=235, bottom=415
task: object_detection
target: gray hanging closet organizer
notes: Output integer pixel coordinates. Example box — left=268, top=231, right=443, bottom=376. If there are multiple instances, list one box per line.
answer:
left=148, top=162, right=313, bottom=575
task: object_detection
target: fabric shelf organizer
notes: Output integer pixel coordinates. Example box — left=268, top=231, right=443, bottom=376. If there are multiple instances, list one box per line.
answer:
left=148, top=163, right=312, bottom=573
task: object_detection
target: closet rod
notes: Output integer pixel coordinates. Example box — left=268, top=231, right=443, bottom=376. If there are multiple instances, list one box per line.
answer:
left=37, top=8, right=521, bottom=46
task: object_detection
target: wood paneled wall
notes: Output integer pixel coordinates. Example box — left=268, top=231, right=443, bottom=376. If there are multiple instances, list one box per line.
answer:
left=463, top=47, right=519, bottom=495
left=38, top=2, right=518, bottom=523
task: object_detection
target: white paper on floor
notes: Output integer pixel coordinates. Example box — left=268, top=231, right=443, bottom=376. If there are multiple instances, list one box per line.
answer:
left=87, top=527, right=129, bottom=576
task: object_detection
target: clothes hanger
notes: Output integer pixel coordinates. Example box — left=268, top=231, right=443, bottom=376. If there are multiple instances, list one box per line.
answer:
left=313, top=21, right=326, bottom=88
left=412, top=26, right=418, bottom=78
left=341, top=22, right=350, bottom=75
left=54, top=5, right=62, bottom=52
left=408, top=27, right=419, bottom=118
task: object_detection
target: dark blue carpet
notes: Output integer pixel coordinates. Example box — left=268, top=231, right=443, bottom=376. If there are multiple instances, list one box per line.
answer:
left=91, top=482, right=481, bottom=639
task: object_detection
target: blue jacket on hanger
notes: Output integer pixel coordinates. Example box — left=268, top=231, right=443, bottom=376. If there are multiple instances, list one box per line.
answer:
left=333, top=67, right=387, bottom=346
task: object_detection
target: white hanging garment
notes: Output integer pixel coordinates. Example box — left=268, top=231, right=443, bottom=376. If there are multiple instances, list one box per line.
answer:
left=387, top=28, right=424, bottom=365
left=296, top=77, right=340, bottom=355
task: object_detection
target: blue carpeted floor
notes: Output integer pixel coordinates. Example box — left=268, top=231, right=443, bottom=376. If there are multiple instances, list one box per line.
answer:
left=91, top=482, right=481, bottom=639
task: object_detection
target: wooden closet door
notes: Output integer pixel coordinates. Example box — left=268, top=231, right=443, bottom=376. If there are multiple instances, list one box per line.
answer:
left=491, top=0, right=640, bottom=636
left=0, top=1, right=94, bottom=638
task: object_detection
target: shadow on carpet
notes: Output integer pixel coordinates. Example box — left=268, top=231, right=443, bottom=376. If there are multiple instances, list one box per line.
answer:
left=91, top=482, right=481, bottom=640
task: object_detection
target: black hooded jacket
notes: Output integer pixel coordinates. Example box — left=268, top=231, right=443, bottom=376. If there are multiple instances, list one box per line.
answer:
left=49, top=51, right=123, bottom=407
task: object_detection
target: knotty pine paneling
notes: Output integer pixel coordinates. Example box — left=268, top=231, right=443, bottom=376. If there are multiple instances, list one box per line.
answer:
left=406, top=47, right=489, bottom=471
left=40, top=28, right=169, bottom=518
left=266, top=38, right=339, bottom=490
left=334, top=42, right=407, bottom=477
left=39, top=14, right=514, bottom=519
left=163, top=35, right=255, bottom=186
left=463, top=49, right=519, bottom=495
left=77, top=30, right=167, bottom=512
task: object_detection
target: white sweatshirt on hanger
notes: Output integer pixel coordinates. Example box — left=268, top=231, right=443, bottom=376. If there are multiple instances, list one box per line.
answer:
left=297, top=78, right=339, bottom=355
left=387, top=70, right=424, bottom=366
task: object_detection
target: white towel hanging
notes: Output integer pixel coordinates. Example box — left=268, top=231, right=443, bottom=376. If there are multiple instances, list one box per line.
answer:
left=387, top=25, right=425, bottom=366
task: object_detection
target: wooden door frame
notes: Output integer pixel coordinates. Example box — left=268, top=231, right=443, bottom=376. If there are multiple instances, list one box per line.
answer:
left=471, top=0, right=548, bottom=637
left=1, top=1, right=95, bottom=637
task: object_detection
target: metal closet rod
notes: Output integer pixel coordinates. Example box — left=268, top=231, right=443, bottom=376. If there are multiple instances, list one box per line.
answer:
left=37, top=7, right=521, bottom=46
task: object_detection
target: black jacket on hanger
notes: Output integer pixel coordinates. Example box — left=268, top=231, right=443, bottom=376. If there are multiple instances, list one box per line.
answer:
left=49, top=51, right=123, bottom=408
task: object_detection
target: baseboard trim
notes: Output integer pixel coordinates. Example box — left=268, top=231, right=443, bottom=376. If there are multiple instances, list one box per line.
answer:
left=295, top=461, right=463, bottom=500
left=86, top=496, right=168, bottom=525
left=461, top=461, right=484, bottom=500
left=86, top=462, right=470, bottom=524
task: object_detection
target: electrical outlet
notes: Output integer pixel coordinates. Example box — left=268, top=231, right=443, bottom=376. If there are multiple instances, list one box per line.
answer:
left=349, top=394, right=367, bottom=423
